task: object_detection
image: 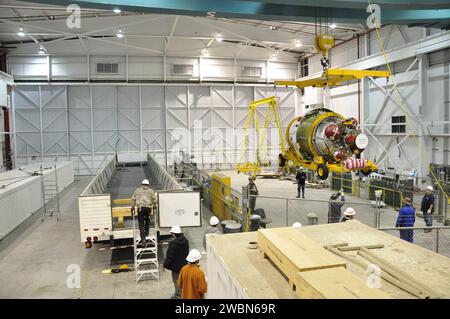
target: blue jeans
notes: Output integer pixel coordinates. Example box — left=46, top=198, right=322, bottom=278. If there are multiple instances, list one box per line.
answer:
left=400, top=229, right=414, bottom=243
left=423, top=212, right=433, bottom=227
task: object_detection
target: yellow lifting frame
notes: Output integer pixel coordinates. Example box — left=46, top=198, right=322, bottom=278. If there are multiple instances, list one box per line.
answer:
left=275, top=68, right=390, bottom=88
left=237, top=96, right=287, bottom=174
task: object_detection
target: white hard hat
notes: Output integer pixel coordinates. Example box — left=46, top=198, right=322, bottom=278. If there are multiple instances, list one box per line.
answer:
left=210, top=216, right=220, bottom=226
left=142, top=179, right=150, bottom=185
left=170, top=225, right=182, bottom=234
left=426, top=186, right=434, bottom=191
left=292, top=222, right=302, bottom=228
left=299, top=167, right=304, bottom=170
left=186, top=249, right=202, bottom=263
left=344, top=207, right=356, bottom=216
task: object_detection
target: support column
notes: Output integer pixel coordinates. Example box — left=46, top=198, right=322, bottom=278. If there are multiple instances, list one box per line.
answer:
left=418, top=54, right=430, bottom=180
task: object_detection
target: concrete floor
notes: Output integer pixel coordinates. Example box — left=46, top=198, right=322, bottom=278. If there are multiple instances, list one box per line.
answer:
left=0, top=167, right=444, bottom=298
left=0, top=168, right=213, bottom=299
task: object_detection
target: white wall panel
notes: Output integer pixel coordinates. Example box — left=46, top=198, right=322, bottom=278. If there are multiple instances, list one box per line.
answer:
left=51, top=56, right=88, bottom=80
left=128, top=56, right=164, bottom=80
left=12, top=83, right=297, bottom=171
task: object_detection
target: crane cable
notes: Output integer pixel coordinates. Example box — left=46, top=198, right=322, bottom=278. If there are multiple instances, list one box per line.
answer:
left=367, top=0, right=448, bottom=202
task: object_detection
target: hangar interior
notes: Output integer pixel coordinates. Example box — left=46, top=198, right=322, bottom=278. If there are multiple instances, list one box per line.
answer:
left=0, top=0, right=449, bottom=299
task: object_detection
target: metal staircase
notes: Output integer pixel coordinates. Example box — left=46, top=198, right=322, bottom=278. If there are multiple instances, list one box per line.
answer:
left=132, top=206, right=159, bottom=283
left=41, top=164, right=61, bottom=222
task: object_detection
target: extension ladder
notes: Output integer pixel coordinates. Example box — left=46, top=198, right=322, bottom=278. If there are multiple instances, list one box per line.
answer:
left=41, top=164, right=61, bottom=222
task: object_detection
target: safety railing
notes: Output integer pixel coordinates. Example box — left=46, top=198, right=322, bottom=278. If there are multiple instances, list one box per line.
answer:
left=147, top=154, right=183, bottom=191
left=330, top=173, right=410, bottom=209
left=169, top=163, right=245, bottom=224
left=378, top=226, right=450, bottom=258
left=79, top=156, right=116, bottom=196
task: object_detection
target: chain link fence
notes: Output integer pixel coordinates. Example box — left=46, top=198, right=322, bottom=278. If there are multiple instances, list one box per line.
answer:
left=166, top=164, right=450, bottom=259
left=378, top=226, right=450, bottom=258
left=252, top=195, right=378, bottom=228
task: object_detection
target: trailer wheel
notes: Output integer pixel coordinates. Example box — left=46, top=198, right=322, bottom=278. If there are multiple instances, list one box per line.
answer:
left=316, top=164, right=329, bottom=180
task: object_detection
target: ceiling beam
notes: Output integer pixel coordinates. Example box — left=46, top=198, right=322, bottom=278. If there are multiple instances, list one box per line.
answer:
left=164, top=15, right=179, bottom=53
left=17, top=0, right=450, bottom=26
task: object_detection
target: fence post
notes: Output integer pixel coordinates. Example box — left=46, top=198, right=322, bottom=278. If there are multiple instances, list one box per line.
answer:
left=286, top=199, right=289, bottom=227
left=436, top=228, right=440, bottom=253
left=242, top=185, right=249, bottom=232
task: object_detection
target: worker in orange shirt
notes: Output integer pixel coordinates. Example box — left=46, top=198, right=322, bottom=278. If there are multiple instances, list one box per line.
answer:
left=178, top=249, right=207, bottom=299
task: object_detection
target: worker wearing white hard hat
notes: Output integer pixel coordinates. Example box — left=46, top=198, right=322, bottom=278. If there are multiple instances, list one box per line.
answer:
left=203, top=216, right=222, bottom=251
left=131, top=177, right=157, bottom=244
left=292, top=222, right=302, bottom=228
left=296, top=167, right=307, bottom=199
left=170, top=225, right=182, bottom=234
left=422, top=186, right=435, bottom=232
left=340, top=207, right=356, bottom=222
left=178, top=249, right=208, bottom=299
left=163, top=225, right=189, bottom=299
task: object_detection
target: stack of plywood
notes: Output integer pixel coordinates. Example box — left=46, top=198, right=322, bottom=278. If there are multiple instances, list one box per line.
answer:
left=257, top=227, right=390, bottom=299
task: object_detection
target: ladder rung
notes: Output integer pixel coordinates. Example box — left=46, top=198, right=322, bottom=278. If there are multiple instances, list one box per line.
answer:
left=136, top=269, right=159, bottom=275
left=137, top=258, right=158, bottom=264
left=136, top=248, right=157, bottom=253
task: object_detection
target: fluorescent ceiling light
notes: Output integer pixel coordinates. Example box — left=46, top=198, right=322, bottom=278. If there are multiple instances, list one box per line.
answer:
left=113, top=8, right=121, bottom=14
left=38, top=47, right=45, bottom=54
left=17, top=27, right=25, bottom=37
left=116, top=30, right=124, bottom=38
left=294, top=40, right=302, bottom=48
left=216, top=33, right=223, bottom=42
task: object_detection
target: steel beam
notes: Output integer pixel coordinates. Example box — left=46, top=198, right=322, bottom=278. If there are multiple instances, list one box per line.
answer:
left=21, top=0, right=450, bottom=25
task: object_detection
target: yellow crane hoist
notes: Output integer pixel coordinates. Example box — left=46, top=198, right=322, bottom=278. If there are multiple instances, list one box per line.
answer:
left=237, top=96, right=286, bottom=174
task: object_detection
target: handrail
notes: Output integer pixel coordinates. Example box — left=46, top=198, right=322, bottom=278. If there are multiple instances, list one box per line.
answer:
left=79, top=156, right=116, bottom=196
left=147, top=154, right=182, bottom=190
left=249, top=194, right=371, bottom=205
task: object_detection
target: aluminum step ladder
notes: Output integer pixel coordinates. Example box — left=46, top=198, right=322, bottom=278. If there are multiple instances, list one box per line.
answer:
left=40, top=164, right=61, bottom=222
left=132, top=206, right=159, bottom=283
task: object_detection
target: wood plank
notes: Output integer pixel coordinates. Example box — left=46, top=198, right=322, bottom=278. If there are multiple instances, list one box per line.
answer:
left=112, top=198, right=133, bottom=205
left=359, top=247, right=441, bottom=297
left=326, top=246, right=430, bottom=299
left=111, top=206, right=132, bottom=217
left=294, top=267, right=391, bottom=299
left=257, top=228, right=346, bottom=284
left=338, top=244, right=384, bottom=251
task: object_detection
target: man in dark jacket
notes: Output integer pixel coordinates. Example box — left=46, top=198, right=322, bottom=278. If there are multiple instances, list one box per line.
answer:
left=421, top=186, right=435, bottom=232
left=248, top=176, right=259, bottom=212
left=296, top=167, right=307, bottom=198
left=328, top=192, right=345, bottom=223
left=163, top=225, right=189, bottom=299
left=396, top=197, right=415, bottom=243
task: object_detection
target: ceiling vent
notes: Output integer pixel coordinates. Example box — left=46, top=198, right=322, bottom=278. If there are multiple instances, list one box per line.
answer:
left=243, top=66, right=262, bottom=77
left=172, top=64, right=194, bottom=76
left=96, top=63, right=119, bottom=74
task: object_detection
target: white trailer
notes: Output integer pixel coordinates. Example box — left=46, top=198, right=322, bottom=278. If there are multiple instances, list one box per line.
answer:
left=78, top=153, right=202, bottom=247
